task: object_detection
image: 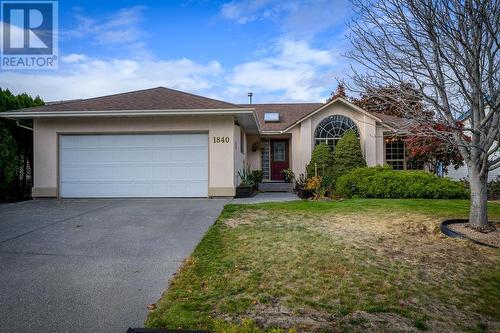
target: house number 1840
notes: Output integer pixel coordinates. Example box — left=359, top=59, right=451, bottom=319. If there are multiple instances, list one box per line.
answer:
left=213, top=137, right=230, bottom=143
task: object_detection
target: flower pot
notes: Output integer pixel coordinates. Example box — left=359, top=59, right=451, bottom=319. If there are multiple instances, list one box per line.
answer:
left=297, top=188, right=312, bottom=199
left=236, top=186, right=253, bottom=198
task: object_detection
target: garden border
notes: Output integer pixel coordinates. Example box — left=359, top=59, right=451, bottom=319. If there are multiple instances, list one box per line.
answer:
left=440, top=219, right=498, bottom=248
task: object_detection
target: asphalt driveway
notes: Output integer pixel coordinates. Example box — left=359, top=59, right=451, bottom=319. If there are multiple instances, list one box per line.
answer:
left=0, top=198, right=227, bottom=333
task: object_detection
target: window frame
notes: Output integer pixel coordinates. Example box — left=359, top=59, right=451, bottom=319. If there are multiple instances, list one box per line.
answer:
left=314, top=115, right=360, bottom=150
left=384, top=136, right=424, bottom=171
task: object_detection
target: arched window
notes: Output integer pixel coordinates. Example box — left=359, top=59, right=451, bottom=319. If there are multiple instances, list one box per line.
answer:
left=314, top=115, right=360, bottom=149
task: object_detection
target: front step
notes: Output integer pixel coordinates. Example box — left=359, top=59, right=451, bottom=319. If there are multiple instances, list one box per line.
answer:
left=258, top=182, right=295, bottom=192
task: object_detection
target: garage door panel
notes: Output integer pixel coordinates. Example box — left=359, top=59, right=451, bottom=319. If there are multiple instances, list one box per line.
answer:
left=59, top=134, right=208, bottom=198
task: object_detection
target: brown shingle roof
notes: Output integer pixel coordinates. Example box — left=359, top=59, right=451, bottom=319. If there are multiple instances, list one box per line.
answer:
left=238, top=103, right=324, bottom=132
left=8, top=87, right=409, bottom=132
left=369, top=112, right=414, bottom=131
left=11, top=87, right=243, bottom=112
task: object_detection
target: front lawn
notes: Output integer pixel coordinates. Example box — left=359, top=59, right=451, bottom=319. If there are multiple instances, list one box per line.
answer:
left=146, top=199, right=500, bottom=332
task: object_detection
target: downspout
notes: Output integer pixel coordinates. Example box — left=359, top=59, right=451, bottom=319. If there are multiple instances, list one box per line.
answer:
left=15, top=120, right=34, bottom=131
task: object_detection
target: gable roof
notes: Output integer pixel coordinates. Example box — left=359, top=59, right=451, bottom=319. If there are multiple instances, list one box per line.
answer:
left=238, top=103, right=323, bottom=132
left=1, top=87, right=409, bottom=134
left=280, top=97, right=396, bottom=132
left=10, top=87, right=243, bottom=113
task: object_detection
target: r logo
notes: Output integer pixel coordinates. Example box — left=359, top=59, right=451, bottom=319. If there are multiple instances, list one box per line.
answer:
left=1, top=0, right=58, bottom=68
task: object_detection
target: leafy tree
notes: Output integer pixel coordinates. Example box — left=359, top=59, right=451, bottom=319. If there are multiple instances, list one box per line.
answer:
left=327, top=82, right=348, bottom=102
left=0, top=128, right=20, bottom=191
left=332, top=130, right=367, bottom=180
left=405, top=124, right=464, bottom=174
left=352, top=83, right=431, bottom=119
left=0, top=88, right=44, bottom=199
left=306, top=143, right=334, bottom=178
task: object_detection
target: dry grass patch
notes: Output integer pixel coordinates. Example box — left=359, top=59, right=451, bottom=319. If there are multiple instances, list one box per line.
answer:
left=146, top=199, right=500, bottom=332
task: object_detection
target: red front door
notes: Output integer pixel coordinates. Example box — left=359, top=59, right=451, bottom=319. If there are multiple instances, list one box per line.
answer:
left=270, top=139, right=289, bottom=181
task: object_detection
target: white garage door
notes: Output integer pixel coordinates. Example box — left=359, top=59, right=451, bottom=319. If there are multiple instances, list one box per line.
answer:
left=59, top=133, right=208, bottom=198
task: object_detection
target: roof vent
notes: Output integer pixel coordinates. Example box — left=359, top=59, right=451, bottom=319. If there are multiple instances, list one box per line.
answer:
left=264, top=112, right=280, bottom=122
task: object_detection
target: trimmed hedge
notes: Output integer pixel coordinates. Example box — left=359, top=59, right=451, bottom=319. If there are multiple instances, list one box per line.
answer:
left=336, top=166, right=469, bottom=199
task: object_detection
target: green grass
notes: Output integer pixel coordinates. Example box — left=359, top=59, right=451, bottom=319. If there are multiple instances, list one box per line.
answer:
left=146, top=199, right=500, bottom=332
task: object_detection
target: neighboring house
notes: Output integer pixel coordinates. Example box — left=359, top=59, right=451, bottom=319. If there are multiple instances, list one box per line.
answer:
left=445, top=109, right=500, bottom=182
left=0, top=87, right=421, bottom=198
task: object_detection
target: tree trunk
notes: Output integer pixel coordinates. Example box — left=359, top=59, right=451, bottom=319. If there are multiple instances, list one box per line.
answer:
left=468, top=167, right=491, bottom=231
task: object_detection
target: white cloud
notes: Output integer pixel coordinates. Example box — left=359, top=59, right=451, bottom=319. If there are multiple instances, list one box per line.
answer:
left=0, top=56, right=223, bottom=101
left=220, top=0, right=349, bottom=37
left=0, top=2, right=350, bottom=105
left=0, top=38, right=346, bottom=103
left=227, top=39, right=340, bottom=102
left=221, top=0, right=276, bottom=24
left=61, top=54, right=88, bottom=63
left=64, top=6, right=149, bottom=57
left=280, top=40, right=334, bottom=65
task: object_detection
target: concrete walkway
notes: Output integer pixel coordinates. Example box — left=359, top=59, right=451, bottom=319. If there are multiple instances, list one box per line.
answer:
left=231, top=192, right=300, bottom=204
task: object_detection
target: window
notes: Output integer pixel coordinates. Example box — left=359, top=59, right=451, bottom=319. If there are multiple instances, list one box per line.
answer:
left=261, top=139, right=270, bottom=180
left=385, top=139, right=405, bottom=170
left=385, top=137, right=424, bottom=170
left=314, top=115, right=360, bottom=149
left=273, top=141, right=286, bottom=161
left=264, top=113, right=280, bottom=122
left=240, top=130, right=244, bottom=154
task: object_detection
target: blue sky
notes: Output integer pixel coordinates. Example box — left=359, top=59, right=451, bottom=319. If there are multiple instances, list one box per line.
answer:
left=0, top=0, right=353, bottom=103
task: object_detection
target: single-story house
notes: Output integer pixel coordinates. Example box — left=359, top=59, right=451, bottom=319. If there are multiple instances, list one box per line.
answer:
left=1, top=86, right=421, bottom=198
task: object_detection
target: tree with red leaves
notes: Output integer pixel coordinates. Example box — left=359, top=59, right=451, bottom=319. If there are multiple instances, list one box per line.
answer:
left=405, top=123, right=464, bottom=174
left=327, top=82, right=347, bottom=102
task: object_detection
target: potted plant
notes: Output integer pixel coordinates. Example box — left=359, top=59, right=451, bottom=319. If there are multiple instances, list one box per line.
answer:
left=249, top=170, right=263, bottom=191
left=281, top=168, right=295, bottom=183
left=296, top=173, right=312, bottom=199
left=236, top=166, right=255, bottom=198
left=236, top=180, right=254, bottom=198
left=251, top=141, right=264, bottom=152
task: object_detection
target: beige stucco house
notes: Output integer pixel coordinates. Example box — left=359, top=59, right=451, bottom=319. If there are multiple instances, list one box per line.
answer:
left=1, top=87, right=417, bottom=198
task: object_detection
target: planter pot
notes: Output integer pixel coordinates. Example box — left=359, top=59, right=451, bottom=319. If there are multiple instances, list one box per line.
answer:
left=297, top=188, right=313, bottom=199
left=235, top=186, right=253, bottom=198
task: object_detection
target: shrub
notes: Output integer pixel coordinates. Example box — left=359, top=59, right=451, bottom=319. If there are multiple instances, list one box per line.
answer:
left=0, top=128, right=20, bottom=191
left=237, top=165, right=254, bottom=187
left=336, top=166, right=469, bottom=199
left=248, top=170, right=263, bottom=184
left=305, top=176, right=326, bottom=199
left=296, top=173, right=306, bottom=189
left=281, top=168, right=295, bottom=183
left=488, top=175, right=500, bottom=199
left=306, top=143, right=334, bottom=178
left=332, top=130, right=367, bottom=180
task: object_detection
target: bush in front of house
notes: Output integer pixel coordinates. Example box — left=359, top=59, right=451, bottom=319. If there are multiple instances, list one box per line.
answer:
left=248, top=170, right=263, bottom=185
left=306, top=142, right=335, bottom=178
left=488, top=175, right=500, bottom=200
left=336, top=166, right=469, bottom=199
left=332, top=130, right=367, bottom=180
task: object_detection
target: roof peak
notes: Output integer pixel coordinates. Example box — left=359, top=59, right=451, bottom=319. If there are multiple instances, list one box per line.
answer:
left=239, top=102, right=323, bottom=106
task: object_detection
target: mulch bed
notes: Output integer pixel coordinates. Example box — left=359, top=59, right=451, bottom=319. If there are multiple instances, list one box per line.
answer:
left=442, top=220, right=500, bottom=248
